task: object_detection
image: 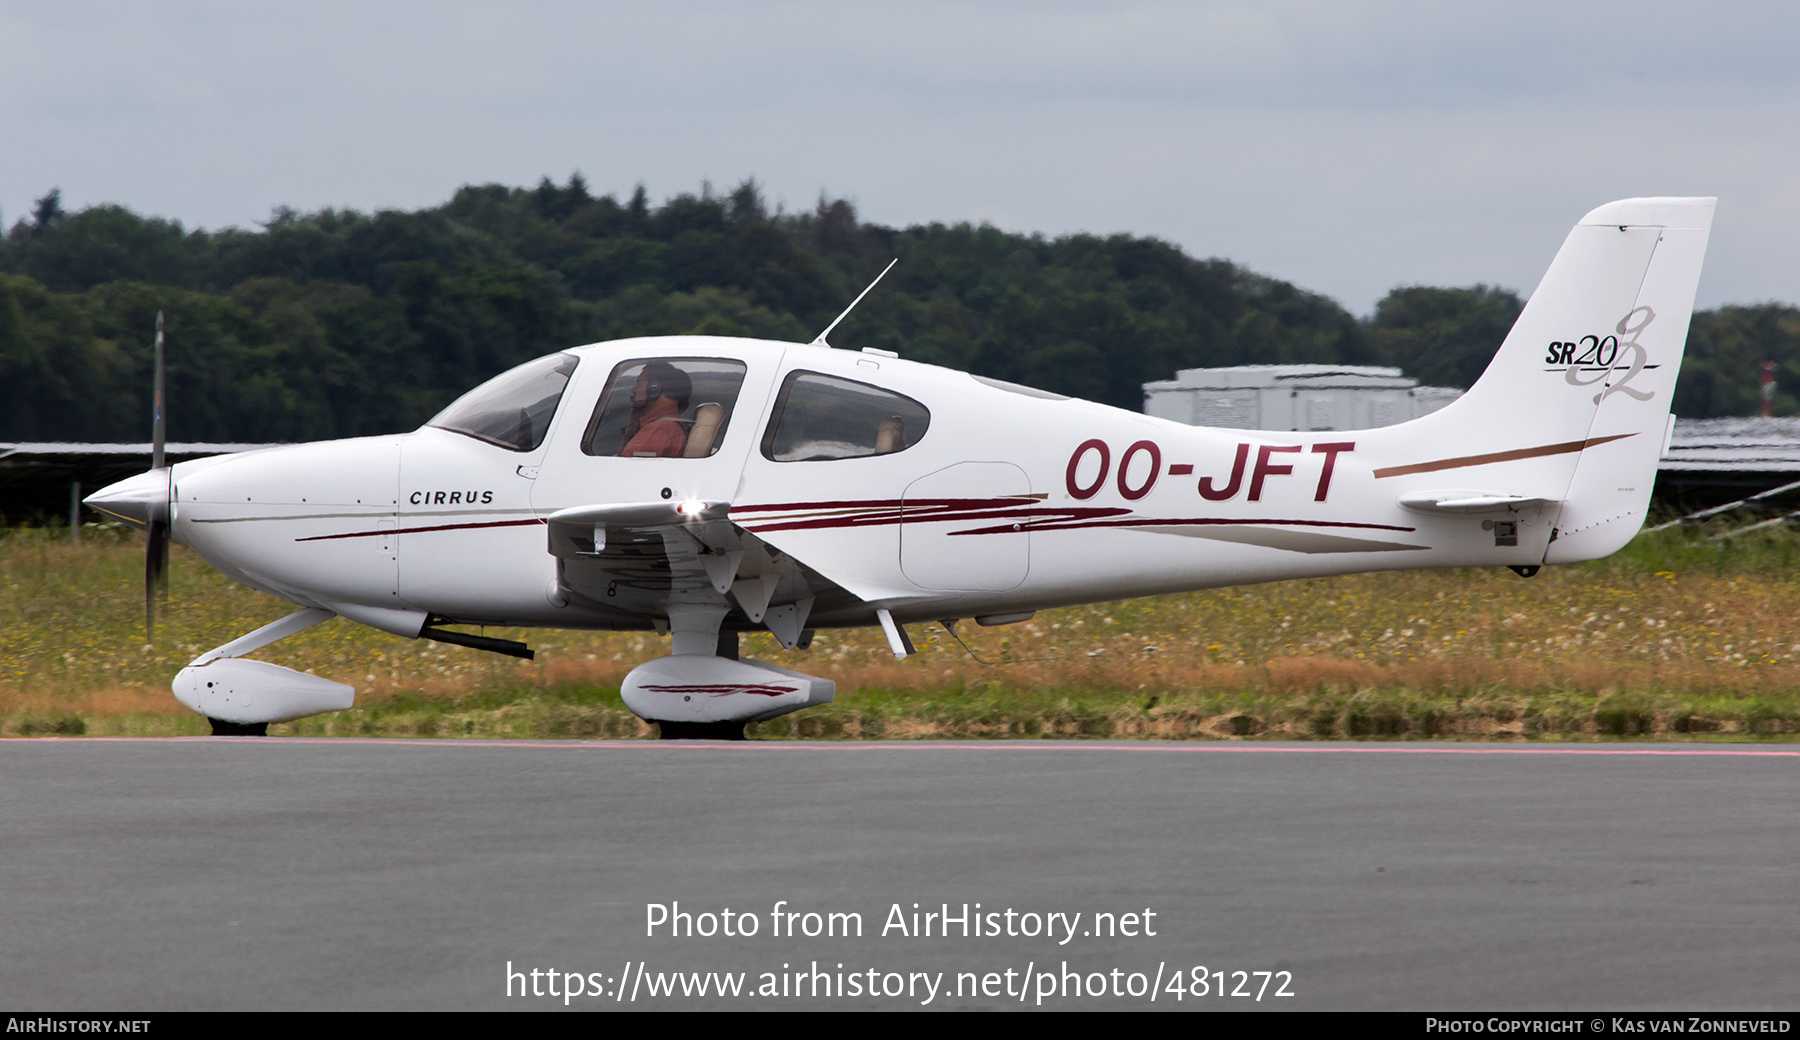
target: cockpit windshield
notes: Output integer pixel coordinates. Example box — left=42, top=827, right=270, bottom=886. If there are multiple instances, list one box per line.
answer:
left=426, top=353, right=578, bottom=451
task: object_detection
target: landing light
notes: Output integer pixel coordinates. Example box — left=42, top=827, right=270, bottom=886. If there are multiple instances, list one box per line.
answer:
left=678, top=499, right=705, bottom=518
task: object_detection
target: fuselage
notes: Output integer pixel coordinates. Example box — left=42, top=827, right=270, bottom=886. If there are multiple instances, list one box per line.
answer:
left=161, top=334, right=1560, bottom=634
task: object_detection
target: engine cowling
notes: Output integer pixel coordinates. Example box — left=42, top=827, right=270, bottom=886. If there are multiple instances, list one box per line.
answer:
left=173, top=658, right=355, bottom=725
left=621, top=656, right=834, bottom=725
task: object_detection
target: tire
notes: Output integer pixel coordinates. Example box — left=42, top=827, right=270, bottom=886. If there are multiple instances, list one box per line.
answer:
left=208, top=718, right=269, bottom=737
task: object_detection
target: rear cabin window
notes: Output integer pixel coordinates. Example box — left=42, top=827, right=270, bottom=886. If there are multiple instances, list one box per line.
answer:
left=427, top=352, right=577, bottom=452
left=761, top=371, right=931, bottom=462
left=582, top=358, right=749, bottom=459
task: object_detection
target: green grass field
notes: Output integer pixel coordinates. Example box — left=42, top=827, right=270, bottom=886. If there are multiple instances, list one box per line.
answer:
left=7, top=520, right=1800, bottom=740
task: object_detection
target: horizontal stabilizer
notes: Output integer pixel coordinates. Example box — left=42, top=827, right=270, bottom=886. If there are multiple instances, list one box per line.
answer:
left=1398, top=490, right=1557, bottom=515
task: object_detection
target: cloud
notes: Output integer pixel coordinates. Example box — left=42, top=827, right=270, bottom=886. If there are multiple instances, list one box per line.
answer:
left=3, top=1, right=1794, bottom=312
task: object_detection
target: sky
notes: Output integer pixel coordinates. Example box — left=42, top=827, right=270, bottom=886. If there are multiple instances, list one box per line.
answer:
left=2, top=1, right=1796, bottom=315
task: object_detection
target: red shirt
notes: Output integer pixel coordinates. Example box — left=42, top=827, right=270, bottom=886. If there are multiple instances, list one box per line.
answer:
left=621, top=398, right=688, bottom=458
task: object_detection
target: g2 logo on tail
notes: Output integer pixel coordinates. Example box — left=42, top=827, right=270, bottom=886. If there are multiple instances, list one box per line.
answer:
left=1545, top=306, right=1656, bottom=404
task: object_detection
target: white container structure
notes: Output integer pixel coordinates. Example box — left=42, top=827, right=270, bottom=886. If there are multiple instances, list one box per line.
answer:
left=1142, top=365, right=1463, bottom=431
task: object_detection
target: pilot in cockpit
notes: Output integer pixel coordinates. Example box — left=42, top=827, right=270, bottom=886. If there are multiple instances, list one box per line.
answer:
left=620, top=360, right=692, bottom=458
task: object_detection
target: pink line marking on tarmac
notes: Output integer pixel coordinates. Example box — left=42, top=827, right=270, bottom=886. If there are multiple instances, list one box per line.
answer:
left=13, top=737, right=1799, bottom=757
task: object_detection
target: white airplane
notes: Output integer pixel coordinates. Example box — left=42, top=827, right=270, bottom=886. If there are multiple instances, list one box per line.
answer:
left=87, top=197, right=1716, bottom=737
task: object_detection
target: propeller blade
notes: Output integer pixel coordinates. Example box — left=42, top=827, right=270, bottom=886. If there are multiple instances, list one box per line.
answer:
left=146, top=517, right=168, bottom=639
left=145, top=311, right=170, bottom=640
left=152, top=311, right=165, bottom=472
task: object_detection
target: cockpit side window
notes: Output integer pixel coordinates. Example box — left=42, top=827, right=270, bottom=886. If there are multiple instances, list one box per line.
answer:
left=761, top=371, right=931, bottom=462
left=426, top=352, right=578, bottom=452
left=582, top=358, right=749, bottom=458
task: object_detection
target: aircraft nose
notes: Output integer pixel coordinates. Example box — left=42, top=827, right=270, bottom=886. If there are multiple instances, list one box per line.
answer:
left=84, top=469, right=169, bottom=530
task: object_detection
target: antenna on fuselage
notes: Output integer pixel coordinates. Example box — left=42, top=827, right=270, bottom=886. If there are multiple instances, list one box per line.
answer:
left=811, top=258, right=897, bottom=348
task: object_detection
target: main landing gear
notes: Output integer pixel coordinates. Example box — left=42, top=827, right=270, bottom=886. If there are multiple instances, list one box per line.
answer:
left=651, top=628, right=752, bottom=740
left=624, top=609, right=835, bottom=740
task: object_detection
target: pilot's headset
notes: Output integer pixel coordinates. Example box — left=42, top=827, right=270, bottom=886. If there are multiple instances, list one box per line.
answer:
left=641, top=361, right=692, bottom=410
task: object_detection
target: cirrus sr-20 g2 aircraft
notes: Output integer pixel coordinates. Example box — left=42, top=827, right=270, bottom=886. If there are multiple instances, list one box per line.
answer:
left=87, top=197, right=1715, bottom=737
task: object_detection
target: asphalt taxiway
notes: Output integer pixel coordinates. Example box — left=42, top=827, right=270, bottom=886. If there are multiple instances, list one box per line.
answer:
left=1, top=738, right=1794, bottom=1010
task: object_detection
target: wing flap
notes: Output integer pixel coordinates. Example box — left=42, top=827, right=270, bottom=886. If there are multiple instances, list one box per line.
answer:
left=543, top=500, right=865, bottom=637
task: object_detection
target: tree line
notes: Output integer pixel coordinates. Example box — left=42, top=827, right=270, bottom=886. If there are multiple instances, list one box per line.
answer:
left=0, top=178, right=1790, bottom=442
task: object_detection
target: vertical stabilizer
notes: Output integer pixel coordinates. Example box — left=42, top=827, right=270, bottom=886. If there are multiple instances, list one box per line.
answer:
left=1540, top=198, right=1715, bottom=561
left=1378, top=198, right=1715, bottom=564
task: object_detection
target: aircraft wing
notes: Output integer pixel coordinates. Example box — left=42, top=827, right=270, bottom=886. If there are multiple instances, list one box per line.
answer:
left=544, top=501, right=865, bottom=644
